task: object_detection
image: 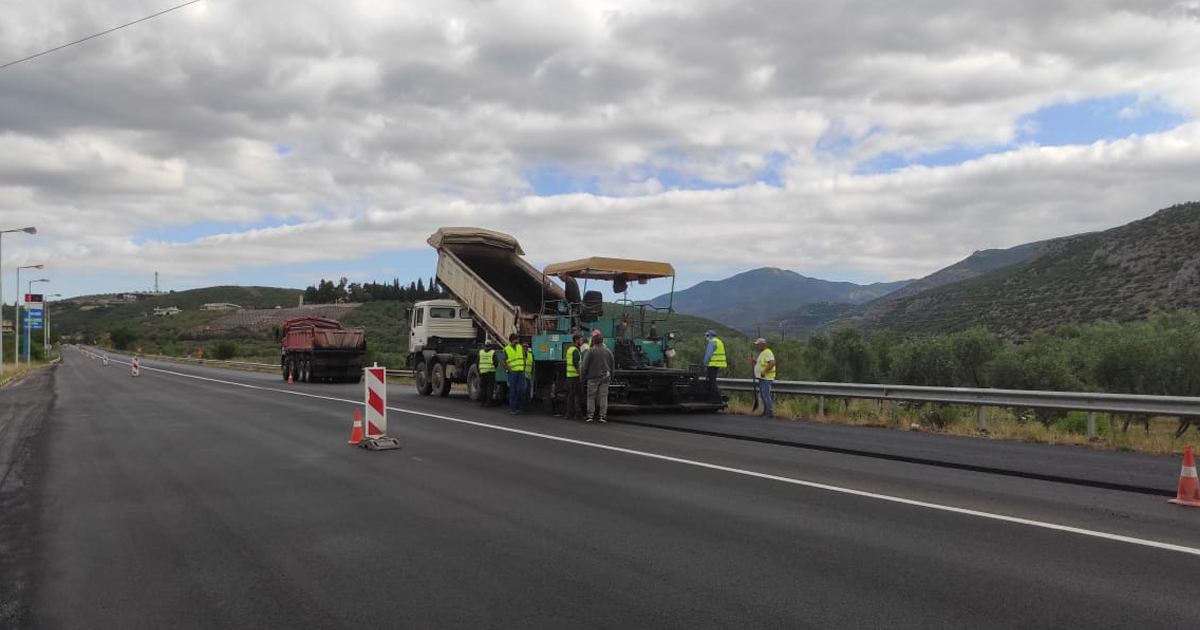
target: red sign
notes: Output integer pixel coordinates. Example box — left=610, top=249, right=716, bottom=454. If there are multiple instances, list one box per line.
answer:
left=25, top=293, right=43, bottom=303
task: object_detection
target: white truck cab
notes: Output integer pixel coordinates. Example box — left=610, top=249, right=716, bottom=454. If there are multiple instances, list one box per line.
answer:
left=408, top=299, right=478, bottom=353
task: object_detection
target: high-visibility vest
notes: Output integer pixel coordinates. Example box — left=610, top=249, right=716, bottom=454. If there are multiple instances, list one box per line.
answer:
left=505, top=344, right=526, bottom=372
left=707, top=337, right=727, bottom=368
left=566, top=345, right=580, bottom=378
left=524, top=347, right=533, bottom=377
left=478, top=348, right=495, bottom=374
left=757, top=348, right=776, bottom=380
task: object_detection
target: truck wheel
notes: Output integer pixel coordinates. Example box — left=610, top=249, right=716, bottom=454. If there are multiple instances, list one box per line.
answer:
left=415, top=361, right=433, bottom=395
left=432, top=362, right=451, bottom=397
left=283, top=358, right=294, bottom=382
left=466, top=364, right=482, bottom=402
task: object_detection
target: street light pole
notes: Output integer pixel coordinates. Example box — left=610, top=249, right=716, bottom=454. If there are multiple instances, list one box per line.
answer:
left=0, top=226, right=37, bottom=373
left=15, top=263, right=44, bottom=367
left=27, top=278, right=49, bottom=362
left=45, top=294, right=61, bottom=360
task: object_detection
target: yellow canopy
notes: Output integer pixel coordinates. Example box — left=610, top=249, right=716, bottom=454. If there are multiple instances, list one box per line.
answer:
left=542, top=257, right=675, bottom=281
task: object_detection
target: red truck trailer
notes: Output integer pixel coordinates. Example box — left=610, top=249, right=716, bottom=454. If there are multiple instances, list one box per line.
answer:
left=279, top=316, right=367, bottom=383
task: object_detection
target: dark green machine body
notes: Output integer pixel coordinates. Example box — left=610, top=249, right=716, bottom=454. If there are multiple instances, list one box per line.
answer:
left=492, top=299, right=722, bottom=414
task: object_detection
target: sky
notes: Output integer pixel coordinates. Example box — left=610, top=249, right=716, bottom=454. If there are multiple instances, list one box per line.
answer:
left=2, top=0, right=1199, bottom=302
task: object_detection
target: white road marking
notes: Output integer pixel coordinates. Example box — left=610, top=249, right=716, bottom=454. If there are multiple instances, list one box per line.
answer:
left=97, top=355, right=1200, bottom=558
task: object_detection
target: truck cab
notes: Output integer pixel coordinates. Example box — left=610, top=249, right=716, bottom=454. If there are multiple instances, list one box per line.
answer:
left=408, top=299, right=477, bottom=354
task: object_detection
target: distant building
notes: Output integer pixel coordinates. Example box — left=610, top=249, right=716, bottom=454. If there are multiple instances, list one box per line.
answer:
left=121, top=293, right=140, bottom=302
left=153, top=306, right=181, bottom=317
left=200, top=303, right=242, bottom=311
left=1, top=319, right=11, bottom=334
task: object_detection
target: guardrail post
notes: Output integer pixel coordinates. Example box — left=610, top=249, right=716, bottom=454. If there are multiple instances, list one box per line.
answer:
left=818, top=395, right=825, bottom=417
left=1087, top=411, right=1097, bottom=441
left=976, top=405, right=987, bottom=432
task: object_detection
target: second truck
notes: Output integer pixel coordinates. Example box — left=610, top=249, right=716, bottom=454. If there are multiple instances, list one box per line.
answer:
left=406, top=227, right=723, bottom=413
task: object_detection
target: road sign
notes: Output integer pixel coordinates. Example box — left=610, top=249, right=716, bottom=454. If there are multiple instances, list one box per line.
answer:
left=25, top=293, right=43, bottom=303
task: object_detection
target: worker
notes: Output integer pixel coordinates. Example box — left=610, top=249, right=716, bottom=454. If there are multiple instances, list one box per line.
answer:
left=502, top=333, right=527, bottom=414
left=563, top=333, right=585, bottom=420
left=524, top=342, right=534, bottom=407
left=703, top=329, right=726, bottom=404
left=753, top=337, right=776, bottom=417
left=478, top=341, right=497, bottom=407
left=579, top=330, right=614, bottom=423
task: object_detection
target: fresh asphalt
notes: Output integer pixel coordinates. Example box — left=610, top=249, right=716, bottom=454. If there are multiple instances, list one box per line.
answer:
left=1, top=349, right=1197, bottom=629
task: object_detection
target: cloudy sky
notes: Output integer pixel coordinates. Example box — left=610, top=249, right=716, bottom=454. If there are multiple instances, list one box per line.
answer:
left=2, top=0, right=1199, bottom=301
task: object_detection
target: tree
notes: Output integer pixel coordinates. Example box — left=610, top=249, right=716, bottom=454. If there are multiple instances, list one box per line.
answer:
left=110, top=326, right=136, bottom=351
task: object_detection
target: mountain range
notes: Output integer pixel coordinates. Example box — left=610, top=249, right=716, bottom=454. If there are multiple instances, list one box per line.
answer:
left=657, top=201, right=1200, bottom=339
left=649, top=269, right=910, bottom=333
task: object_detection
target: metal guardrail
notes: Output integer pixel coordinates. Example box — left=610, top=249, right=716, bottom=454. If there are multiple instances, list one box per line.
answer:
left=70, top=347, right=1197, bottom=440
left=717, top=377, right=1200, bottom=438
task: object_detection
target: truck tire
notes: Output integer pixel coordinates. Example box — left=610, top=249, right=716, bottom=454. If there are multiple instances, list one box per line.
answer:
left=432, top=362, right=452, bottom=397
left=415, top=361, right=433, bottom=395
left=283, top=358, right=294, bottom=382
left=466, top=364, right=481, bottom=402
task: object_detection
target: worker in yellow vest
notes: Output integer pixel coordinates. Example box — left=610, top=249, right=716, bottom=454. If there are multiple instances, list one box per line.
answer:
left=502, top=333, right=527, bottom=414
left=753, top=337, right=776, bottom=417
left=478, top=341, right=497, bottom=407
left=703, top=329, right=726, bottom=404
left=562, top=333, right=585, bottom=419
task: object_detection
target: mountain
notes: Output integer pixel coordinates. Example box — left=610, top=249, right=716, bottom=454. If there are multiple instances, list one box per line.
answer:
left=650, top=267, right=911, bottom=333
left=774, top=239, right=1054, bottom=337
left=835, top=201, right=1200, bottom=338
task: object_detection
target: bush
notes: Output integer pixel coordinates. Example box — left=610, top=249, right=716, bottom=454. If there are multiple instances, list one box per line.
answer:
left=211, top=340, right=238, bottom=360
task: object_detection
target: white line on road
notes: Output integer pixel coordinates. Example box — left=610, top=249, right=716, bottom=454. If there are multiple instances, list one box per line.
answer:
left=109, top=356, right=1200, bottom=558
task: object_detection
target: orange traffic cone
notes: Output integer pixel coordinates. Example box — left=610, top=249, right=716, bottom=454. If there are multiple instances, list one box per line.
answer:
left=1168, top=445, right=1200, bottom=507
left=347, top=409, right=365, bottom=445
left=287, top=370, right=294, bottom=384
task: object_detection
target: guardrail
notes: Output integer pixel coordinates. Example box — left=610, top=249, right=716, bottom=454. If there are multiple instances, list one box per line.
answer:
left=71, top=347, right=1198, bottom=439
left=717, top=378, right=1200, bottom=439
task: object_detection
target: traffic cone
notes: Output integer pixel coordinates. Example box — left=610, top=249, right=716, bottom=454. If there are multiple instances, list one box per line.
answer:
left=287, top=370, right=294, bottom=385
left=1168, top=445, right=1200, bottom=507
left=347, top=409, right=365, bottom=445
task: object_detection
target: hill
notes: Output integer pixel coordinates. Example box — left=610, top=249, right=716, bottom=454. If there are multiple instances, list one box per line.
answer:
left=779, top=239, right=1053, bottom=337
left=650, top=267, right=910, bottom=333
left=47, top=285, right=743, bottom=372
left=838, top=201, right=1200, bottom=338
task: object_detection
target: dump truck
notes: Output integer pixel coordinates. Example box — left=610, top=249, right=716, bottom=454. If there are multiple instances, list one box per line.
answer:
left=279, top=316, right=367, bottom=383
left=406, top=227, right=723, bottom=412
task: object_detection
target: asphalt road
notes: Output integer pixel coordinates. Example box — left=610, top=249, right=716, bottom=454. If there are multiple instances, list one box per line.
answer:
left=2, top=349, right=1198, bottom=629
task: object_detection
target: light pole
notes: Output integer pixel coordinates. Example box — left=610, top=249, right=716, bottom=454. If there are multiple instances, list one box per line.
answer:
left=27, top=278, right=49, bottom=362
left=0, top=226, right=37, bottom=373
left=44, top=293, right=61, bottom=360
left=15, top=263, right=44, bottom=367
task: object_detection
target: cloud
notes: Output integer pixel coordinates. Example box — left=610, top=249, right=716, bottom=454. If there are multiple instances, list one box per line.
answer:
left=0, top=0, right=1198, bottom=298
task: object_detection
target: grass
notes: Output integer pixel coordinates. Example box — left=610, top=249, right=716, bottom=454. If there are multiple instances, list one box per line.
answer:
left=0, top=361, right=51, bottom=387
left=722, top=392, right=1195, bottom=456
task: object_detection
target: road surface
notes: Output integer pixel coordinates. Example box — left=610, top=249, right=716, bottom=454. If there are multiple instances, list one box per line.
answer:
left=1, top=349, right=1197, bottom=629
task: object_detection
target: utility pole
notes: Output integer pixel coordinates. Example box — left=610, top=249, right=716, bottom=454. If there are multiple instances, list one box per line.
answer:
left=0, top=226, right=37, bottom=372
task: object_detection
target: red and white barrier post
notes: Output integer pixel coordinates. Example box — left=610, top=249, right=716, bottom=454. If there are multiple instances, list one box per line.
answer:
left=131, top=356, right=140, bottom=377
left=358, top=363, right=399, bottom=450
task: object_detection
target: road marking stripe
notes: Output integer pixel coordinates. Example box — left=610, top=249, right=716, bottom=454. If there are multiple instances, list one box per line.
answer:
left=107, top=356, right=1200, bottom=558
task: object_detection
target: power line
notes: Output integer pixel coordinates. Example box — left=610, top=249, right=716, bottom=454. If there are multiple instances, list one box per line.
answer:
left=0, top=0, right=203, bottom=72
